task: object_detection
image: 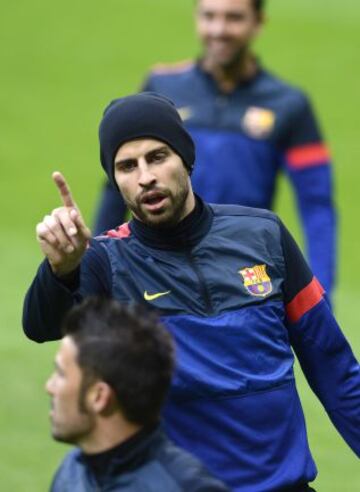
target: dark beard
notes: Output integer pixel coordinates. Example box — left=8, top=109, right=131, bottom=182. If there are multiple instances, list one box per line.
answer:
left=216, top=45, right=247, bottom=72
left=128, top=181, right=190, bottom=228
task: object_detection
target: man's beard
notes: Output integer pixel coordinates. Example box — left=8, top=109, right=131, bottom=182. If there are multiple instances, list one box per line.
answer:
left=125, top=178, right=190, bottom=228
left=50, top=413, right=93, bottom=446
left=205, top=41, right=248, bottom=72
left=50, top=389, right=94, bottom=446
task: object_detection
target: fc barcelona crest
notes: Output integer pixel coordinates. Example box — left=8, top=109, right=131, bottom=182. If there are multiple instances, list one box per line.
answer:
left=239, top=264, right=272, bottom=297
left=242, top=107, right=275, bottom=139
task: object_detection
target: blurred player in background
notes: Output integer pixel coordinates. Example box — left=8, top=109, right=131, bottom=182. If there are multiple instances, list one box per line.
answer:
left=94, top=0, right=336, bottom=300
left=46, top=297, right=228, bottom=492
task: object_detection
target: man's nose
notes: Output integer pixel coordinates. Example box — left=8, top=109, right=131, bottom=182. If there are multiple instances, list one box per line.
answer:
left=209, top=17, right=228, bottom=37
left=45, top=375, right=54, bottom=395
left=138, top=164, right=157, bottom=188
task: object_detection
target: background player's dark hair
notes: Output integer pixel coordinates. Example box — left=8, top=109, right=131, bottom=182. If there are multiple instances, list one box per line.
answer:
left=253, top=0, right=265, bottom=13
left=196, top=0, right=265, bottom=14
left=62, top=297, right=175, bottom=426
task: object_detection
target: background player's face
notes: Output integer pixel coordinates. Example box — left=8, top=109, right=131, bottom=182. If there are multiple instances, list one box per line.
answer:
left=114, top=138, right=194, bottom=227
left=45, top=337, right=95, bottom=445
left=196, top=0, right=263, bottom=68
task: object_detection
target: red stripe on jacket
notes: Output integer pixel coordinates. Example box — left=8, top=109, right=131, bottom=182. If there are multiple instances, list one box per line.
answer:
left=286, top=277, right=324, bottom=323
left=286, top=143, right=330, bottom=169
left=106, top=222, right=131, bottom=238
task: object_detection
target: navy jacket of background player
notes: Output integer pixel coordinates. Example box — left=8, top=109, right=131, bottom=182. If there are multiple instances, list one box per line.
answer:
left=24, top=93, right=359, bottom=492
left=47, top=298, right=229, bottom=492
left=93, top=0, right=337, bottom=300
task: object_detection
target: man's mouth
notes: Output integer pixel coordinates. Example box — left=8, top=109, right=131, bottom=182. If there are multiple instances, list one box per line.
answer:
left=140, top=191, right=169, bottom=212
left=206, top=38, right=238, bottom=56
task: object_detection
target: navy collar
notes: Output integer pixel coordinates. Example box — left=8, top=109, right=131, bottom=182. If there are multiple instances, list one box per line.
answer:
left=81, top=424, right=161, bottom=485
left=195, top=57, right=264, bottom=94
left=129, top=195, right=213, bottom=250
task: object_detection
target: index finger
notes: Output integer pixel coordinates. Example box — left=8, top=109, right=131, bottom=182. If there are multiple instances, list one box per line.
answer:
left=52, top=171, right=75, bottom=208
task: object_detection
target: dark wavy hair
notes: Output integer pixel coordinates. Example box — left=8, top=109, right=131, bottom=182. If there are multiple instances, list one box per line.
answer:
left=196, top=0, right=265, bottom=14
left=62, top=297, right=175, bottom=426
left=253, top=0, right=265, bottom=13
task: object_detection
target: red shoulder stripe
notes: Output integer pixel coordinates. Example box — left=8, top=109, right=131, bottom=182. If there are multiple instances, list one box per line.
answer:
left=286, top=143, right=330, bottom=169
left=286, top=277, right=324, bottom=323
left=106, top=222, right=131, bottom=239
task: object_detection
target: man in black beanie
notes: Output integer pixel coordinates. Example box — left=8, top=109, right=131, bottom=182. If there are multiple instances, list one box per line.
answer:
left=98, top=92, right=196, bottom=228
left=23, top=92, right=360, bottom=492
left=100, top=93, right=195, bottom=183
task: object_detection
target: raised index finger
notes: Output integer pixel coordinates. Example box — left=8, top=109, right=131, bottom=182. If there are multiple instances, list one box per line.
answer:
left=52, top=171, right=75, bottom=208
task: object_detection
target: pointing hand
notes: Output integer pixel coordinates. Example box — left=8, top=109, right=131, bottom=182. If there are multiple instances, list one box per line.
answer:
left=36, top=172, right=91, bottom=276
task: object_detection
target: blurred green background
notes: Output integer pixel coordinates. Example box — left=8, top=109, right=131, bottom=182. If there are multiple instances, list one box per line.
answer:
left=0, top=0, right=359, bottom=490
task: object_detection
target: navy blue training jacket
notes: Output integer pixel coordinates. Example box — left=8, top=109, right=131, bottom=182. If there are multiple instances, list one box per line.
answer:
left=24, top=200, right=359, bottom=492
left=94, top=62, right=336, bottom=299
left=51, top=426, right=229, bottom=492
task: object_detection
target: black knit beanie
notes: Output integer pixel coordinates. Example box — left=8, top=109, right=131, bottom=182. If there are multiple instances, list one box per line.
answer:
left=99, top=92, right=195, bottom=188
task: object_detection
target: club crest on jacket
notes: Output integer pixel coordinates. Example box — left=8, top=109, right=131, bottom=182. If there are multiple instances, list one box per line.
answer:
left=239, top=264, right=273, bottom=297
left=242, top=107, right=275, bottom=138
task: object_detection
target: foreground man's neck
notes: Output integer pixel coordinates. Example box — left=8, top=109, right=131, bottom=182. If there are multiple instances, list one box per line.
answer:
left=80, top=418, right=141, bottom=455
left=81, top=424, right=159, bottom=488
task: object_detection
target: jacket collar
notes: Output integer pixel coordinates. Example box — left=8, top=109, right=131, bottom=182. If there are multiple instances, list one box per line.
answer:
left=80, top=424, right=164, bottom=485
left=195, top=57, right=263, bottom=93
left=129, top=194, right=213, bottom=250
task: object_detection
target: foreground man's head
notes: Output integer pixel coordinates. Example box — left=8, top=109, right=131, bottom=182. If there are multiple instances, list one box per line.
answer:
left=46, top=297, right=174, bottom=453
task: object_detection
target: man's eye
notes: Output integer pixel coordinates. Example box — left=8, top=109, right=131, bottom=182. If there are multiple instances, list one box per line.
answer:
left=227, top=13, right=245, bottom=22
left=151, top=152, right=168, bottom=162
left=54, top=369, right=64, bottom=378
left=117, top=161, right=136, bottom=172
left=200, top=11, right=215, bottom=21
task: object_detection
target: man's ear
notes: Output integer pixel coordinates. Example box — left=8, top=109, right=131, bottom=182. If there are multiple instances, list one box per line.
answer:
left=87, top=381, right=114, bottom=414
left=255, top=11, right=266, bottom=32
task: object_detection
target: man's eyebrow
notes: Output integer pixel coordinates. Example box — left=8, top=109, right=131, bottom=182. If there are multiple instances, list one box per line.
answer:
left=114, top=157, right=137, bottom=166
left=115, top=145, right=169, bottom=165
left=145, top=145, right=170, bottom=158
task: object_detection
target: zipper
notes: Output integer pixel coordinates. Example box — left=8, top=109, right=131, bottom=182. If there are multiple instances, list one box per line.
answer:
left=185, top=251, right=213, bottom=314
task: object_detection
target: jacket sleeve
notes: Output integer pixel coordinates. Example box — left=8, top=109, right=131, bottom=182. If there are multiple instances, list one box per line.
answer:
left=281, top=222, right=360, bottom=456
left=22, top=240, right=112, bottom=343
left=282, top=93, right=336, bottom=300
left=140, top=71, right=156, bottom=92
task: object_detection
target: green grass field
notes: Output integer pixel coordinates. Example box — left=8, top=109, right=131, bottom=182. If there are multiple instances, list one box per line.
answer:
left=0, top=1, right=359, bottom=490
